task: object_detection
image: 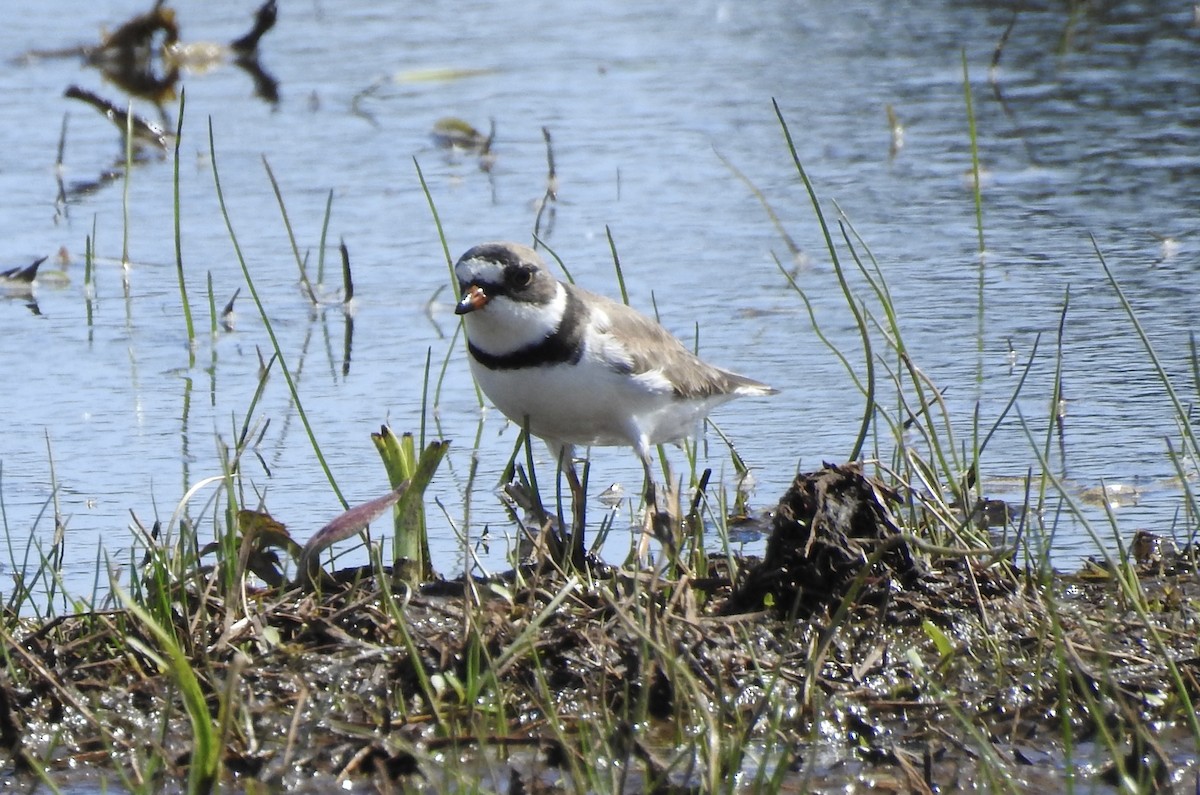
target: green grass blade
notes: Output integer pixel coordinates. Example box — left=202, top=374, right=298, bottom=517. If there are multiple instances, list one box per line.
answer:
left=172, top=87, right=195, bottom=354
left=207, top=119, right=346, bottom=508
left=261, top=156, right=316, bottom=304
left=114, top=585, right=219, bottom=794
left=773, top=99, right=874, bottom=461
left=961, top=50, right=986, bottom=255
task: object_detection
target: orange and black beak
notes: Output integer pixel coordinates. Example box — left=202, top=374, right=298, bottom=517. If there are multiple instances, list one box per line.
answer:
left=455, top=284, right=490, bottom=314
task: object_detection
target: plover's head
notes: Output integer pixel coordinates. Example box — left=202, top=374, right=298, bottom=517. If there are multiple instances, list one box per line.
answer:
left=454, top=242, right=558, bottom=316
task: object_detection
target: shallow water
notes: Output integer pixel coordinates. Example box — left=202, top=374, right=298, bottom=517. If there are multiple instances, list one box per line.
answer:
left=0, top=1, right=1197, bottom=609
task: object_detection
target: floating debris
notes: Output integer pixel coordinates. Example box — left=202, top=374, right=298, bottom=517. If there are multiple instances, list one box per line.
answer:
left=431, top=116, right=488, bottom=150
left=392, top=66, right=498, bottom=84
left=596, top=482, right=625, bottom=509
left=886, top=102, right=904, bottom=157
left=431, top=117, right=497, bottom=172
left=1078, top=481, right=1141, bottom=508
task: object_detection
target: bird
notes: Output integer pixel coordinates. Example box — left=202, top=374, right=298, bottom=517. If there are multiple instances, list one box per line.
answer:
left=453, top=241, right=777, bottom=566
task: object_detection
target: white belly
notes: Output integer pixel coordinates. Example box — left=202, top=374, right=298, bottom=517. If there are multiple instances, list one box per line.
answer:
left=470, top=356, right=731, bottom=450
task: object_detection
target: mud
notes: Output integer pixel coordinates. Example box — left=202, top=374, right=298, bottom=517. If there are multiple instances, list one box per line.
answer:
left=2, top=463, right=1199, bottom=792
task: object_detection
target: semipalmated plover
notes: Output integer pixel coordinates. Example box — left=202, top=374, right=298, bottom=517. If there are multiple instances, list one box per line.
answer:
left=454, top=241, right=777, bottom=565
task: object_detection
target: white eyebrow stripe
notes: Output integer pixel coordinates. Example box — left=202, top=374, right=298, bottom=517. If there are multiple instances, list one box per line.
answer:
left=456, top=256, right=508, bottom=286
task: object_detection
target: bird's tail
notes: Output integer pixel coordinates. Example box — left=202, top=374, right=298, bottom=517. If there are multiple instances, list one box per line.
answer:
left=730, top=374, right=778, bottom=397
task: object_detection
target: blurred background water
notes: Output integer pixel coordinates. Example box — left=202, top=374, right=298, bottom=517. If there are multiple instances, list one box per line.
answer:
left=1, top=0, right=1197, bottom=609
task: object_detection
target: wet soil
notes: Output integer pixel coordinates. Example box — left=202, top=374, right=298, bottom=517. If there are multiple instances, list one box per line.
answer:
left=2, top=463, right=1200, bottom=792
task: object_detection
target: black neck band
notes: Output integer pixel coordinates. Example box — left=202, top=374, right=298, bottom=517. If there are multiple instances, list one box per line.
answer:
left=468, top=290, right=586, bottom=370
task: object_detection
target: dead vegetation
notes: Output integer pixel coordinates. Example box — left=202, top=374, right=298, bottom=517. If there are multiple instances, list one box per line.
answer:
left=3, top=463, right=1199, bottom=792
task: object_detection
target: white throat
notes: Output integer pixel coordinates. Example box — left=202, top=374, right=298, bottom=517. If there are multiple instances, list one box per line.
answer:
left=467, top=282, right=569, bottom=356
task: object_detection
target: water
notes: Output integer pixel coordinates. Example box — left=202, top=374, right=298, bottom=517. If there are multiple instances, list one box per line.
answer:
left=1, top=1, right=1197, bottom=609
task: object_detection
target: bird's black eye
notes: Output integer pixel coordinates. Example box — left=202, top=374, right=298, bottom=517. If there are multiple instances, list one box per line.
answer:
left=511, top=266, right=534, bottom=289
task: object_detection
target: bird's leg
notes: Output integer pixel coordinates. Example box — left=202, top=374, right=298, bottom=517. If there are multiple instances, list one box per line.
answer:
left=565, top=460, right=587, bottom=568
left=643, top=457, right=660, bottom=521
left=636, top=450, right=676, bottom=563
left=558, top=446, right=587, bottom=569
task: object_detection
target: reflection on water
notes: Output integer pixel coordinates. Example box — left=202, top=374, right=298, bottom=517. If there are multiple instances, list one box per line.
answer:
left=16, top=0, right=279, bottom=108
left=20, top=1, right=279, bottom=210
left=0, top=1, right=1197, bottom=608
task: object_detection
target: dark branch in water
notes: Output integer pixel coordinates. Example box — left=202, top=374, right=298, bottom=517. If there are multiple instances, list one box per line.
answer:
left=533, top=127, right=559, bottom=241
left=340, top=239, right=354, bottom=304
left=63, top=85, right=169, bottom=150
left=230, top=0, right=278, bottom=55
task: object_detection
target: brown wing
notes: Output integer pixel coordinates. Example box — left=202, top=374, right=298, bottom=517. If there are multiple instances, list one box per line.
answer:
left=572, top=284, right=776, bottom=399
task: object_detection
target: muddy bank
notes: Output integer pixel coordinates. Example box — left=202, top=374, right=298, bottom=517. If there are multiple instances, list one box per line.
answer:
left=2, top=463, right=1199, bottom=792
